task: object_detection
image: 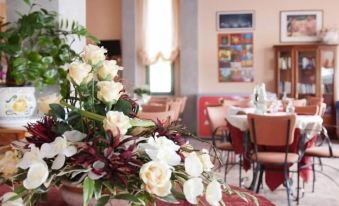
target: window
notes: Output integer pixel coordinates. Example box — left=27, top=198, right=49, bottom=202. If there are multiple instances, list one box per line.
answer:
left=147, top=60, right=173, bottom=94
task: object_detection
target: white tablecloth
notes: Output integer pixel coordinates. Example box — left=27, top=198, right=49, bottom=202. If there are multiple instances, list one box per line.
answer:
left=226, top=109, right=323, bottom=141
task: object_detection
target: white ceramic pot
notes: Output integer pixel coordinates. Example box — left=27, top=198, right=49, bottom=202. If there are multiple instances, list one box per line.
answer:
left=60, top=183, right=129, bottom=206
left=321, top=31, right=339, bottom=44
left=0, top=87, right=37, bottom=118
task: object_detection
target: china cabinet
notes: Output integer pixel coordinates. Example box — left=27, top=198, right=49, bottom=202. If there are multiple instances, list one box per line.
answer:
left=274, top=44, right=338, bottom=126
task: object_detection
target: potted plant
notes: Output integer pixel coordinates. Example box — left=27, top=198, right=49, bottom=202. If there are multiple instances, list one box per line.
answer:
left=0, top=44, right=256, bottom=206
left=0, top=1, right=97, bottom=122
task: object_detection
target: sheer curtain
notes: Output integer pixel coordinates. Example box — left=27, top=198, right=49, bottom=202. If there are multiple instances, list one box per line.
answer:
left=138, top=0, right=179, bottom=66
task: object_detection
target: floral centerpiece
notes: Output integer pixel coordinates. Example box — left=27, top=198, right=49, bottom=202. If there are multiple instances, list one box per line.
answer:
left=0, top=44, right=254, bottom=206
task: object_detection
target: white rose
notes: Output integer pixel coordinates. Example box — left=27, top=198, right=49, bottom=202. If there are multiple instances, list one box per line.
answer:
left=97, top=60, right=123, bottom=80
left=206, top=180, right=222, bottom=206
left=37, top=93, right=62, bottom=114
left=23, top=161, right=49, bottom=189
left=199, top=149, right=214, bottom=172
left=183, top=177, right=204, bottom=204
left=140, top=161, right=172, bottom=197
left=97, top=81, right=124, bottom=104
left=82, top=44, right=107, bottom=65
left=103, top=111, right=131, bottom=136
left=1, top=192, right=24, bottom=206
left=140, top=135, right=181, bottom=166
left=67, top=62, right=93, bottom=85
left=184, top=152, right=203, bottom=177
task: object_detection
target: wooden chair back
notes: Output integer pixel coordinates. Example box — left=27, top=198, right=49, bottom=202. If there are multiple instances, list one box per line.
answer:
left=247, top=114, right=296, bottom=146
left=294, top=105, right=319, bottom=115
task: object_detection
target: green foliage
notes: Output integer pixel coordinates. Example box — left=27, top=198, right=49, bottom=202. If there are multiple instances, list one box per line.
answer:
left=133, top=88, right=151, bottom=97
left=83, top=177, right=95, bottom=206
left=0, top=1, right=98, bottom=89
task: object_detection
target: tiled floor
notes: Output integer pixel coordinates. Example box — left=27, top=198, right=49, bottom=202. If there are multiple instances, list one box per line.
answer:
left=188, top=138, right=339, bottom=206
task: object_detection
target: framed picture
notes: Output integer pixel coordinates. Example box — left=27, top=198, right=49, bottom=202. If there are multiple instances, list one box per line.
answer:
left=218, top=33, right=254, bottom=82
left=216, top=11, right=255, bottom=31
left=280, top=10, right=323, bottom=42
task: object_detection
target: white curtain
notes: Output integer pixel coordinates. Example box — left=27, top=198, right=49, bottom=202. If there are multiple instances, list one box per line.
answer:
left=138, top=0, right=179, bottom=66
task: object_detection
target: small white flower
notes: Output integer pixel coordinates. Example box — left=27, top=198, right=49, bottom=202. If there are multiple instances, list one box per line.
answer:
left=200, top=149, right=214, bottom=172
left=140, top=161, right=172, bottom=197
left=206, top=180, right=222, bottom=206
left=40, top=136, right=77, bottom=170
left=37, top=93, right=62, bottom=114
left=97, top=60, right=122, bottom=80
left=140, top=135, right=181, bottom=166
left=184, top=152, right=203, bottom=177
left=23, top=161, right=49, bottom=190
left=67, top=62, right=93, bottom=85
left=63, top=130, right=87, bottom=142
left=1, top=192, right=24, bottom=206
left=97, top=81, right=124, bottom=104
left=88, top=160, right=106, bottom=180
left=183, top=177, right=204, bottom=204
left=82, top=44, right=107, bottom=65
left=103, top=111, right=131, bottom=136
left=17, top=145, right=44, bottom=170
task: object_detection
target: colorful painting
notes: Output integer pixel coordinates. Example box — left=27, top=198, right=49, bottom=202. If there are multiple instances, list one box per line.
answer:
left=218, top=33, right=254, bottom=82
left=280, top=10, right=323, bottom=42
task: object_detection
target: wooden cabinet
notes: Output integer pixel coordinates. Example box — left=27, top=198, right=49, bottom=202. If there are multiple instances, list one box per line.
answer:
left=0, top=128, right=26, bottom=145
left=274, top=44, right=338, bottom=126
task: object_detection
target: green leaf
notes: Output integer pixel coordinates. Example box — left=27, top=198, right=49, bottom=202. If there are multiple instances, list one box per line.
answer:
left=95, top=196, right=110, bottom=206
left=12, top=57, right=27, bottom=68
left=41, top=56, right=53, bottom=64
left=94, top=181, right=102, bottom=200
left=129, top=119, right=155, bottom=127
left=157, top=194, right=179, bottom=204
left=113, top=99, right=132, bottom=115
left=83, top=177, right=95, bottom=206
left=114, top=193, right=139, bottom=203
left=50, top=103, right=65, bottom=120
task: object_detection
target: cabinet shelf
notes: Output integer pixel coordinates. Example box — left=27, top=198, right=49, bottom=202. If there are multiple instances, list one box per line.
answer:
left=275, top=44, right=338, bottom=126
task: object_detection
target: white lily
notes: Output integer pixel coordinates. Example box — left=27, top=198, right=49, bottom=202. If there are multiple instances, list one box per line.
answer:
left=183, top=177, right=204, bottom=204
left=23, top=161, right=49, bottom=190
left=140, top=135, right=181, bottom=166
left=62, top=130, right=87, bottom=142
left=17, top=145, right=44, bottom=169
left=200, top=149, right=214, bottom=172
left=184, top=152, right=203, bottom=177
left=1, top=192, right=24, bottom=206
left=206, top=180, right=222, bottom=206
left=40, top=136, right=77, bottom=170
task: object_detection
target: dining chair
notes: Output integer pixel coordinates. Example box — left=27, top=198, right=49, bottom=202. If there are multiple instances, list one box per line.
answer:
left=141, top=103, right=169, bottom=112
left=137, top=111, right=172, bottom=123
left=168, top=100, right=182, bottom=122
left=307, top=96, right=324, bottom=106
left=175, top=96, right=187, bottom=119
left=294, top=105, right=319, bottom=115
left=247, top=113, right=298, bottom=206
left=304, top=126, right=339, bottom=192
left=206, top=104, right=243, bottom=185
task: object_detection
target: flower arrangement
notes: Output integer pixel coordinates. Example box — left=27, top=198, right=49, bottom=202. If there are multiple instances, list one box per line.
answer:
left=0, top=44, right=253, bottom=206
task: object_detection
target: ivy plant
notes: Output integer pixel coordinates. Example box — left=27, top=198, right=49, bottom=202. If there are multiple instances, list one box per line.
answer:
left=0, top=0, right=98, bottom=90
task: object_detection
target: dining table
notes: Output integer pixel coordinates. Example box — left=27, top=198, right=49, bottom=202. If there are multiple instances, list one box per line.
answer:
left=225, top=106, right=323, bottom=191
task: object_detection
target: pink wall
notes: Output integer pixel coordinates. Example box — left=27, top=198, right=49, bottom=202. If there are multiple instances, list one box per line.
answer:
left=198, top=0, right=339, bottom=94
left=86, top=0, right=121, bottom=40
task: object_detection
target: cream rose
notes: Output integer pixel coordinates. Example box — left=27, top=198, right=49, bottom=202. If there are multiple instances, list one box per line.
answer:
left=37, top=93, right=62, bottom=114
left=67, top=62, right=93, bottom=85
left=0, top=150, right=19, bottom=180
left=97, top=81, right=123, bottom=104
left=82, top=44, right=107, bottom=65
left=97, top=60, right=122, bottom=80
left=103, top=111, right=131, bottom=136
left=140, top=161, right=172, bottom=197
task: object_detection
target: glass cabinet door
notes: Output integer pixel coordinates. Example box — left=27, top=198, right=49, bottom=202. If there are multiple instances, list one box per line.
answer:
left=320, top=49, right=335, bottom=115
left=277, top=50, right=293, bottom=98
left=296, top=49, right=317, bottom=98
